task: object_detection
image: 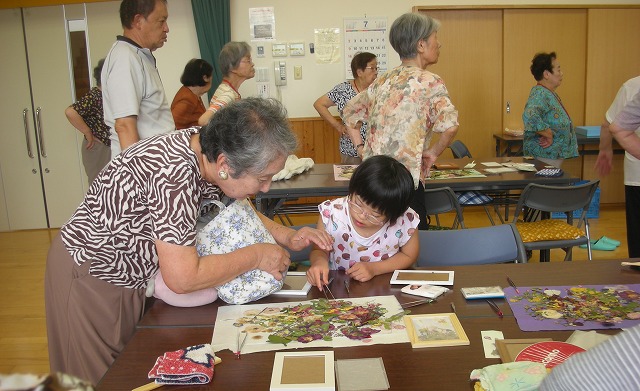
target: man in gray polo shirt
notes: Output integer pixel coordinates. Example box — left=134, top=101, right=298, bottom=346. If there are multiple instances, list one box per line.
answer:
left=102, top=0, right=175, bottom=158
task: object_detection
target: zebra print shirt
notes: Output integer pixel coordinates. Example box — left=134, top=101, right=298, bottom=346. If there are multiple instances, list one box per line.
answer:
left=60, top=128, right=222, bottom=289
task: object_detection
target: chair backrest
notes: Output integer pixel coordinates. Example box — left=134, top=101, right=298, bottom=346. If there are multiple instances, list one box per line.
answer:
left=511, top=180, right=600, bottom=226
left=416, top=223, right=527, bottom=266
left=449, top=140, right=473, bottom=159
left=424, top=187, right=466, bottom=228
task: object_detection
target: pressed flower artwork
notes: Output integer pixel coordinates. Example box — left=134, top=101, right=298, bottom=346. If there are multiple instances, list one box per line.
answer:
left=505, top=284, right=640, bottom=331
left=212, top=295, right=411, bottom=354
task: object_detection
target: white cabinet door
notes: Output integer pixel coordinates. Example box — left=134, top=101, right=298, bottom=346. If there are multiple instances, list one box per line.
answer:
left=0, top=8, right=48, bottom=230
left=0, top=6, right=85, bottom=231
left=23, top=6, right=85, bottom=228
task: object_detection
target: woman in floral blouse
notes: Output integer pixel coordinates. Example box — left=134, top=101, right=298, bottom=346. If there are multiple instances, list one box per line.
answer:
left=343, top=12, right=459, bottom=230
left=522, top=52, right=578, bottom=167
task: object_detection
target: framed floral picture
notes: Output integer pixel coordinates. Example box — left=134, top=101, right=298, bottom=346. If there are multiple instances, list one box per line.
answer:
left=404, top=313, right=469, bottom=348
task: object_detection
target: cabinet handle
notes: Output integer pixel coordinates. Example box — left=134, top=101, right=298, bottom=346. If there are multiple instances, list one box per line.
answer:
left=506, top=101, right=511, bottom=114
left=35, top=106, right=47, bottom=158
left=22, top=108, right=34, bottom=159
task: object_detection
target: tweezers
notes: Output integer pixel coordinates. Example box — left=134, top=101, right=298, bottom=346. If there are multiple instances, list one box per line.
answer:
left=401, top=298, right=433, bottom=308
left=236, top=331, right=248, bottom=359
left=235, top=307, right=266, bottom=359
left=320, top=272, right=336, bottom=300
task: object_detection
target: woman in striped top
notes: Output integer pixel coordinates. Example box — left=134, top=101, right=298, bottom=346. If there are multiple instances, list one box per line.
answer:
left=44, top=98, right=333, bottom=384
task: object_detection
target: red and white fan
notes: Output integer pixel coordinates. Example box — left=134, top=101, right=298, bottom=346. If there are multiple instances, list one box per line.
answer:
left=515, top=341, right=585, bottom=368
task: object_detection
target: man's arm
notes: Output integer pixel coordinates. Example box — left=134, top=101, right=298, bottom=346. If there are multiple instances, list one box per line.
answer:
left=594, top=120, right=614, bottom=176
left=611, top=90, right=640, bottom=159
left=114, top=116, right=139, bottom=151
left=611, top=123, right=640, bottom=160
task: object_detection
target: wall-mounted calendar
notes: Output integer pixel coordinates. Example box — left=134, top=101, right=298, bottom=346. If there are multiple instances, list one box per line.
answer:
left=343, top=17, right=388, bottom=80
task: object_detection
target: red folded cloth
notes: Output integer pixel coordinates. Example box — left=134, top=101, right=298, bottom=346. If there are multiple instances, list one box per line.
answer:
left=148, top=343, right=217, bottom=385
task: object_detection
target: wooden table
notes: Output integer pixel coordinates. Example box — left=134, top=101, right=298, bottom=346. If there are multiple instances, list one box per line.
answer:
left=256, top=157, right=579, bottom=218
left=101, top=260, right=639, bottom=390
left=493, top=133, right=623, bottom=157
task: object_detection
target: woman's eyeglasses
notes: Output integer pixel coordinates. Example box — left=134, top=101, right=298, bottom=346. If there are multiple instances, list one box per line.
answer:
left=348, top=199, right=385, bottom=225
left=365, top=66, right=378, bottom=72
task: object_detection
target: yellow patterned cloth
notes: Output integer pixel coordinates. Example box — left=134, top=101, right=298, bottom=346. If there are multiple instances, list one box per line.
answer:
left=515, top=219, right=584, bottom=243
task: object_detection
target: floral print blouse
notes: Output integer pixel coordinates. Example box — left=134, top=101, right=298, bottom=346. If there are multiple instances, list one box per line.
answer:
left=326, top=81, right=367, bottom=157
left=522, top=85, right=578, bottom=160
left=71, top=87, right=111, bottom=146
left=342, top=65, right=458, bottom=188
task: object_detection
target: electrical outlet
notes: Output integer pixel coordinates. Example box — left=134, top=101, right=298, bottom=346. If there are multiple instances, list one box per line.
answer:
left=294, top=65, right=302, bottom=80
left=257, top=83, right=270, bottom=98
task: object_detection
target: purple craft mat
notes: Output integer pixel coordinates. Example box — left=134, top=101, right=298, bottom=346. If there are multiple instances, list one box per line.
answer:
left=504, top=284, right=640, bottom=331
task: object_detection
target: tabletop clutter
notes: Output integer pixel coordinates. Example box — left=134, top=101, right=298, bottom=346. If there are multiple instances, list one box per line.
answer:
left=133, top=263, right=640, bottom=391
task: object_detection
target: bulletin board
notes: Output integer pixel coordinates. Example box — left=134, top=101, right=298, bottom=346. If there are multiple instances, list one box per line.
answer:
left=343, top=17, right=388, bottom=80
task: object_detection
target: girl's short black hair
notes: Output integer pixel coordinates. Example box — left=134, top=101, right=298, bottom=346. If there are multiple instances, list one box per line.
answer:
left=348, top=155, right=415, bottom=225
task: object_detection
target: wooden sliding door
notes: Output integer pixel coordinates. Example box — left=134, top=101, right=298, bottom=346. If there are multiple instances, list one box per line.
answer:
left=426, top=9, right=503, bottom=159
left=503, top=9, right=587, bottom=132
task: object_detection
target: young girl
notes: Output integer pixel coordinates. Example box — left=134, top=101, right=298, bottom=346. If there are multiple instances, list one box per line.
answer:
left=307, top=155, right=420, bottom=288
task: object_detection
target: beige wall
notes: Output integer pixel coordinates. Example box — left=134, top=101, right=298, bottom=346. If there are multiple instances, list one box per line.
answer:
left=230, top=0, right=640, bottom=118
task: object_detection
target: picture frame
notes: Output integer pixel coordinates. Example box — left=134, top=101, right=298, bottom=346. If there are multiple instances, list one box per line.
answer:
left=270, top=351, right=335, bottom=391
left=390, top=270, right=454, bottom=286
left=333, top=164, right=358, bottom=181
left=403, top=313, right=469, bottom=348
left=271, top=272, right=312, bottom=296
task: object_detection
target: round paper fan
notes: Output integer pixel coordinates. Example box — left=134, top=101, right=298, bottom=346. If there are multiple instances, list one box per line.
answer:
left=515, top=341, right=585, bottom=368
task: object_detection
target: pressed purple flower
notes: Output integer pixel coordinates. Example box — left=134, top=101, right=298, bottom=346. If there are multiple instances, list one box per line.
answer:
left=297, top=334, right=323, bottom=343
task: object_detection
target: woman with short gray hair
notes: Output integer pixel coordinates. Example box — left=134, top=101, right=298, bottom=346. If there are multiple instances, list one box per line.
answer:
left=389, top=12, right=440, bottom=60
left=45, top=97, right=333, bottom=383
left=343, top=12, right=459, bottom=230
left=198, top=41, right=255, bottom=126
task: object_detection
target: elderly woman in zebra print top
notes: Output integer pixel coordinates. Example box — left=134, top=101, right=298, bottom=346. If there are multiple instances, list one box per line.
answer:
left=44, top=98, right=333, bottom=384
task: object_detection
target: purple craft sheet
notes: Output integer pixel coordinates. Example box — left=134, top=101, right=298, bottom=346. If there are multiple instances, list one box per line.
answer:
left=504, top=284, right=640, bottom=332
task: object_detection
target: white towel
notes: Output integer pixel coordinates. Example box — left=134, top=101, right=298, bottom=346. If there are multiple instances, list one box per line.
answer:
left=272, top=155, right=315, bottom=181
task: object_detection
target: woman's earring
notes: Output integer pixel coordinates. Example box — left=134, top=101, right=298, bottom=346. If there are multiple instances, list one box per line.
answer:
left=218, top=171, right=228, bottom=180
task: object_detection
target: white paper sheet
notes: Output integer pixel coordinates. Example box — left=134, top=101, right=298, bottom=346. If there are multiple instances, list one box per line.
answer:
left=481, top=330, right=504, bottom=358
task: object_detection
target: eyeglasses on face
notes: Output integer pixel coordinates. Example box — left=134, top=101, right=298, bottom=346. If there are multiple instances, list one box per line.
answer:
left=240, top=57, right=253, bottom=64
left=348, top=198, right=385, bottom=225
left=365, top=66, right=378, bottom=71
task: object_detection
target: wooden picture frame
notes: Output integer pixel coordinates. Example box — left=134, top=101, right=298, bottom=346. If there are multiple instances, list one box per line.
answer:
left=270, top=351, right=335, bottom=391
left=404, top=313, right=469, bottom=348
left=333, top=164, right=358, bottom=181
left=391, top=270, right=454, bottom=286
